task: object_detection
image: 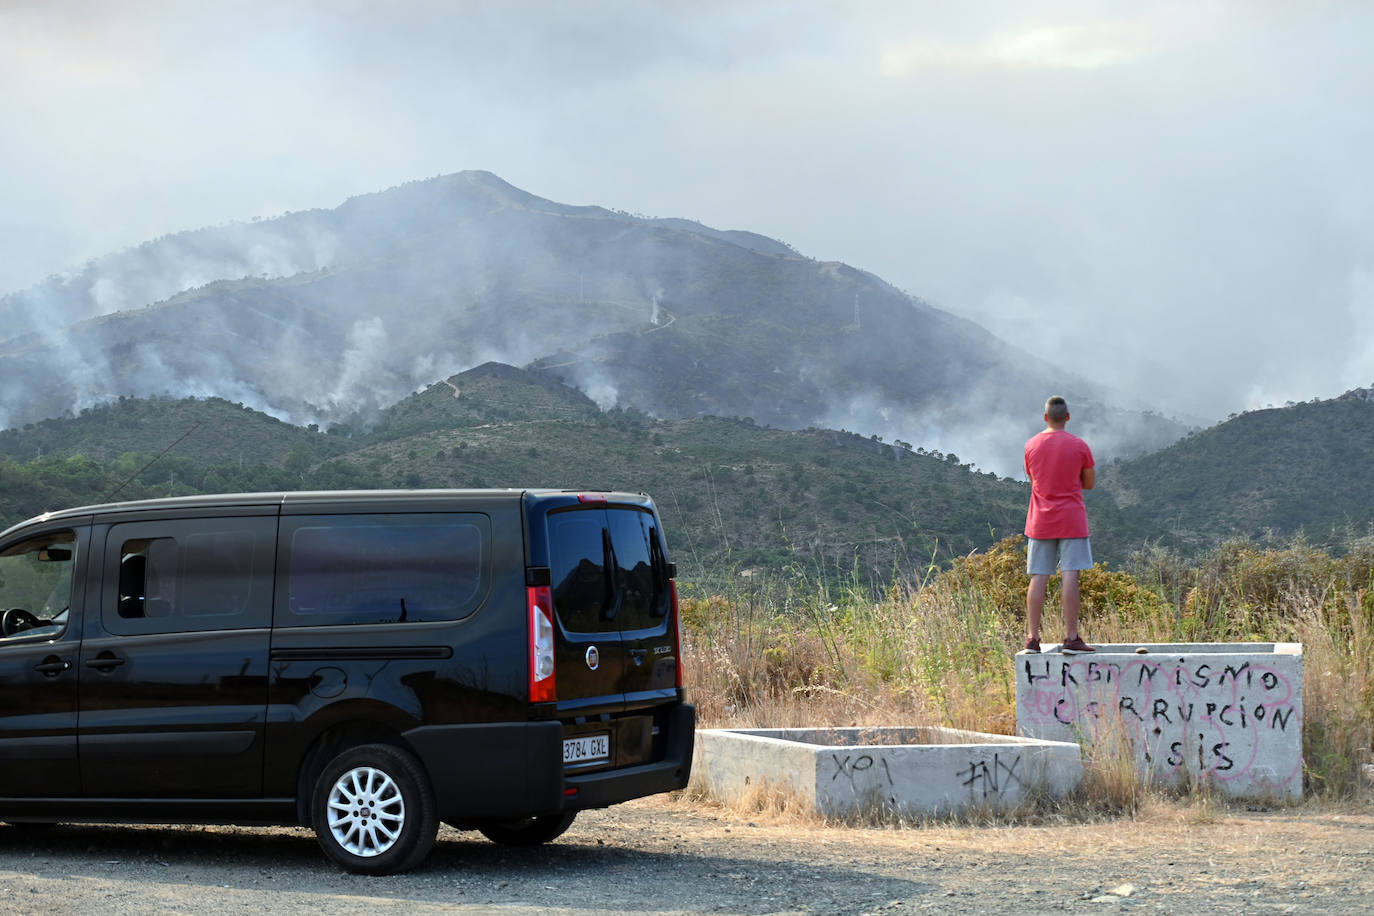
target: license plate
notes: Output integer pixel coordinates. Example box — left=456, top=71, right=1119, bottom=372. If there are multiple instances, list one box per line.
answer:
left=563, top=733, right=609, bottom=765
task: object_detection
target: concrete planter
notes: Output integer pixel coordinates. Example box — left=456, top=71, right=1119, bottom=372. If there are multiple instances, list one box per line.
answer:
left=695, top=726, right=1083, bottom=819
left=1016, top=643, right=1303, bottom=799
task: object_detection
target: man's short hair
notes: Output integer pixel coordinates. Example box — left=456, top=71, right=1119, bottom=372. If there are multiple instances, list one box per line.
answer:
left=1045, top=396, right=1069, bottom=422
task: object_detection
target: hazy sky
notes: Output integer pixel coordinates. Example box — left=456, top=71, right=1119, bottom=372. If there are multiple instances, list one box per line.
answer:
left=3, top=1, right=1371, bottom=422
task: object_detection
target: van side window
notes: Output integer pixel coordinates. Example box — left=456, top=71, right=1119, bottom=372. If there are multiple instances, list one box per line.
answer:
left=0, top=530, right=77, bottom=640
left=103, top=518, right=275, bottom=635
left=277, top=513, right=490, bottom=627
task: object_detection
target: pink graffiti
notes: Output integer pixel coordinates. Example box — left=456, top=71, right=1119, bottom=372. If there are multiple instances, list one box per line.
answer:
left=1018, top=655, right=1302, bottom=790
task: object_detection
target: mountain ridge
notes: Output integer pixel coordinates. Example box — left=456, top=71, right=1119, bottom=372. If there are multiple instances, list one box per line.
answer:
left=3, top=366, right=1370, bottom=583
left=0, top=171, right=1187, bottom=473
left=0, top=363, right=1032, bottom=585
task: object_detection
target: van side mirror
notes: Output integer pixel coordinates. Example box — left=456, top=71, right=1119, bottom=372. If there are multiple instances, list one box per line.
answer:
left=39, top=547, right=72, bottom=562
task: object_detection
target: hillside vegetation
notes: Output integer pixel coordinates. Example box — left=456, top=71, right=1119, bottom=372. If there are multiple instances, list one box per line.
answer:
left=4, top=370, right=1373, bottom=589
left=0, top=363, right=1029, bottom=588
left=0, top=396, right=348, bottom=466
left=1096, top=390, right=1374, bottom=553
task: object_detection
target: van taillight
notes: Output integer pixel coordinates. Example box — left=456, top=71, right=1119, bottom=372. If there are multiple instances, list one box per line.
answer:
left=528, top=585, right=556, bottom=703
left=670, top=580, right=684, bottom=688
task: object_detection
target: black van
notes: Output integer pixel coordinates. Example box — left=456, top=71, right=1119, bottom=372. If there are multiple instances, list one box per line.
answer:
left=0, top=489, right=694, bottom=874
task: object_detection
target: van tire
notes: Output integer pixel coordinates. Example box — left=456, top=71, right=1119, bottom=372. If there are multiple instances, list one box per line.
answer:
left=310, top=743, right=438, bottom=875
left=477, top=811, right=577, bottom=846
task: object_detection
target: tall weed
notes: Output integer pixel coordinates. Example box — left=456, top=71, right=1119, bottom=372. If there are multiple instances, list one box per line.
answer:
left=681, top=533, right=1374, bottom=800
left=1295, top=587, right=1374, bottom=796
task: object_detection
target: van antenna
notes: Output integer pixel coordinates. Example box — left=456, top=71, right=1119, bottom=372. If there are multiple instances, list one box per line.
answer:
left=100, top=422, right=203, bottom=503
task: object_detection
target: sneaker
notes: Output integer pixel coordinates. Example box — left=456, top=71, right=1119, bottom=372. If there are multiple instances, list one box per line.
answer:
left=1020, top=637, right=1041, bottom=654
left=1060, top=635, right=1095, bottom=655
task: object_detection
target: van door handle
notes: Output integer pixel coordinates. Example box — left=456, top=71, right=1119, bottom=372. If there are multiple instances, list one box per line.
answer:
left=85, top=652, right=126, bottom=672
left=629, top=649, right=647, bottom=667
left=34, top=656, right=71, bottom=676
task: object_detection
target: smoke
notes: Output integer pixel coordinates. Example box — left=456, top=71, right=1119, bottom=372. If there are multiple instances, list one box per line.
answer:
left=570, top=365, right=621, bottom=411
left=0, top=202, right=552, bottom=430
left=0, top=221, right=341, bottom=349
left=817, top=389, right=1013, bottom=476
left=0, top=169, right=1196, bottom=478
left=409, top=353, right=465, bottom=391
left=649, top=282, right=664, bottom=326
left=88, top=276, right=129, bottom=315
left=820, top=386, right=1187, bottom=481
left=37, top=323, right=115, bottom=423
left=324, top=317, right=393, bottom=412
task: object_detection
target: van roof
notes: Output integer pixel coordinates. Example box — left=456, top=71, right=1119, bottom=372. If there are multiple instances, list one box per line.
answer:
left=1, top=489, right=655, bottom=538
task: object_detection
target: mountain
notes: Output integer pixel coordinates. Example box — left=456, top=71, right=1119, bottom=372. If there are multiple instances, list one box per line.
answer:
left=0, top=396, right=348, bottom=467
left=3, top=372, right=1369, bottom=586
left=0, top=171, right=1185, bottom=473
left=1094, top=387, right=1374, bottom=553
left=0, top=364, right=1031, bottom=586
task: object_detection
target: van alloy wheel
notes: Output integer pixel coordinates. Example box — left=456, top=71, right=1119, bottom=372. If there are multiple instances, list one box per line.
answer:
left=326, top=765, right=405, bottom=857
left=311, top=743, right=437, bottom=875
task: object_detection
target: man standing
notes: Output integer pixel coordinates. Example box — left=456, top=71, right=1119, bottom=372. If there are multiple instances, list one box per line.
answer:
left=1022, top=396, right=1095, bottom=654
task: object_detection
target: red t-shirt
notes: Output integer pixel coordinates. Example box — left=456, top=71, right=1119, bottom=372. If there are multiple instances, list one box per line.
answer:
left=1024, top=429, right=1094, bottom=539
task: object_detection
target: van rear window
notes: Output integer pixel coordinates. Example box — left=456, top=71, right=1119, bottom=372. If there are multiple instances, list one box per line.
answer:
left=278, top=513, right=490, bottom=626
left=548, top=507, right=666, bottom=634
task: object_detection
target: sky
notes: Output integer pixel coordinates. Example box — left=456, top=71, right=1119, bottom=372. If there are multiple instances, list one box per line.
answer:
left=2, top=0, right=1372, bottom=424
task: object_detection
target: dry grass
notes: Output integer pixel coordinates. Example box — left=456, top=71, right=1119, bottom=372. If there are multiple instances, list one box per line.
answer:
left=681, top=534, right=1374, bottom=822
left=680, top=770, right=1316, bottom=834
left=1071, top=709, right=1146, bottom=815
left=683, top=773, right=827, bottom=825
left=1294, top=587, right=1374, bottom=796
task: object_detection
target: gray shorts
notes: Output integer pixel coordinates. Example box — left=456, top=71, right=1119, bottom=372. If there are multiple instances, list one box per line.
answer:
left=1026, top=537, right=1093, bottom=575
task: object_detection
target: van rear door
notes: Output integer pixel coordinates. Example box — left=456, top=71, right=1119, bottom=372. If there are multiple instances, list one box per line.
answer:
left=542, top=501, right=677, bottom=714
left=602, top=507, right=678, bottom=707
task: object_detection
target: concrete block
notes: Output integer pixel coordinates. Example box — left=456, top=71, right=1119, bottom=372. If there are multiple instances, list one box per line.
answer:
left=1016, top=643, right=1303, bottom=799
left=695, top=726, right=1083, bottom=818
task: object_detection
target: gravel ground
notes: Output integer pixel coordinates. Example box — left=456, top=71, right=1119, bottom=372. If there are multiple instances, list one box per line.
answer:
left=1, top=797, right=1371, bottom=914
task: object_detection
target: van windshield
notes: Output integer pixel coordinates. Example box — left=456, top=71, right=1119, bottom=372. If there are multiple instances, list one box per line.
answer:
left=0, top=531, right=76, bottom=639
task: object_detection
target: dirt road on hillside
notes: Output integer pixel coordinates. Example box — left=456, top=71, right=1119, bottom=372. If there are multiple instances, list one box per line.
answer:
left=0, top=797, right=1370, bottom=914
